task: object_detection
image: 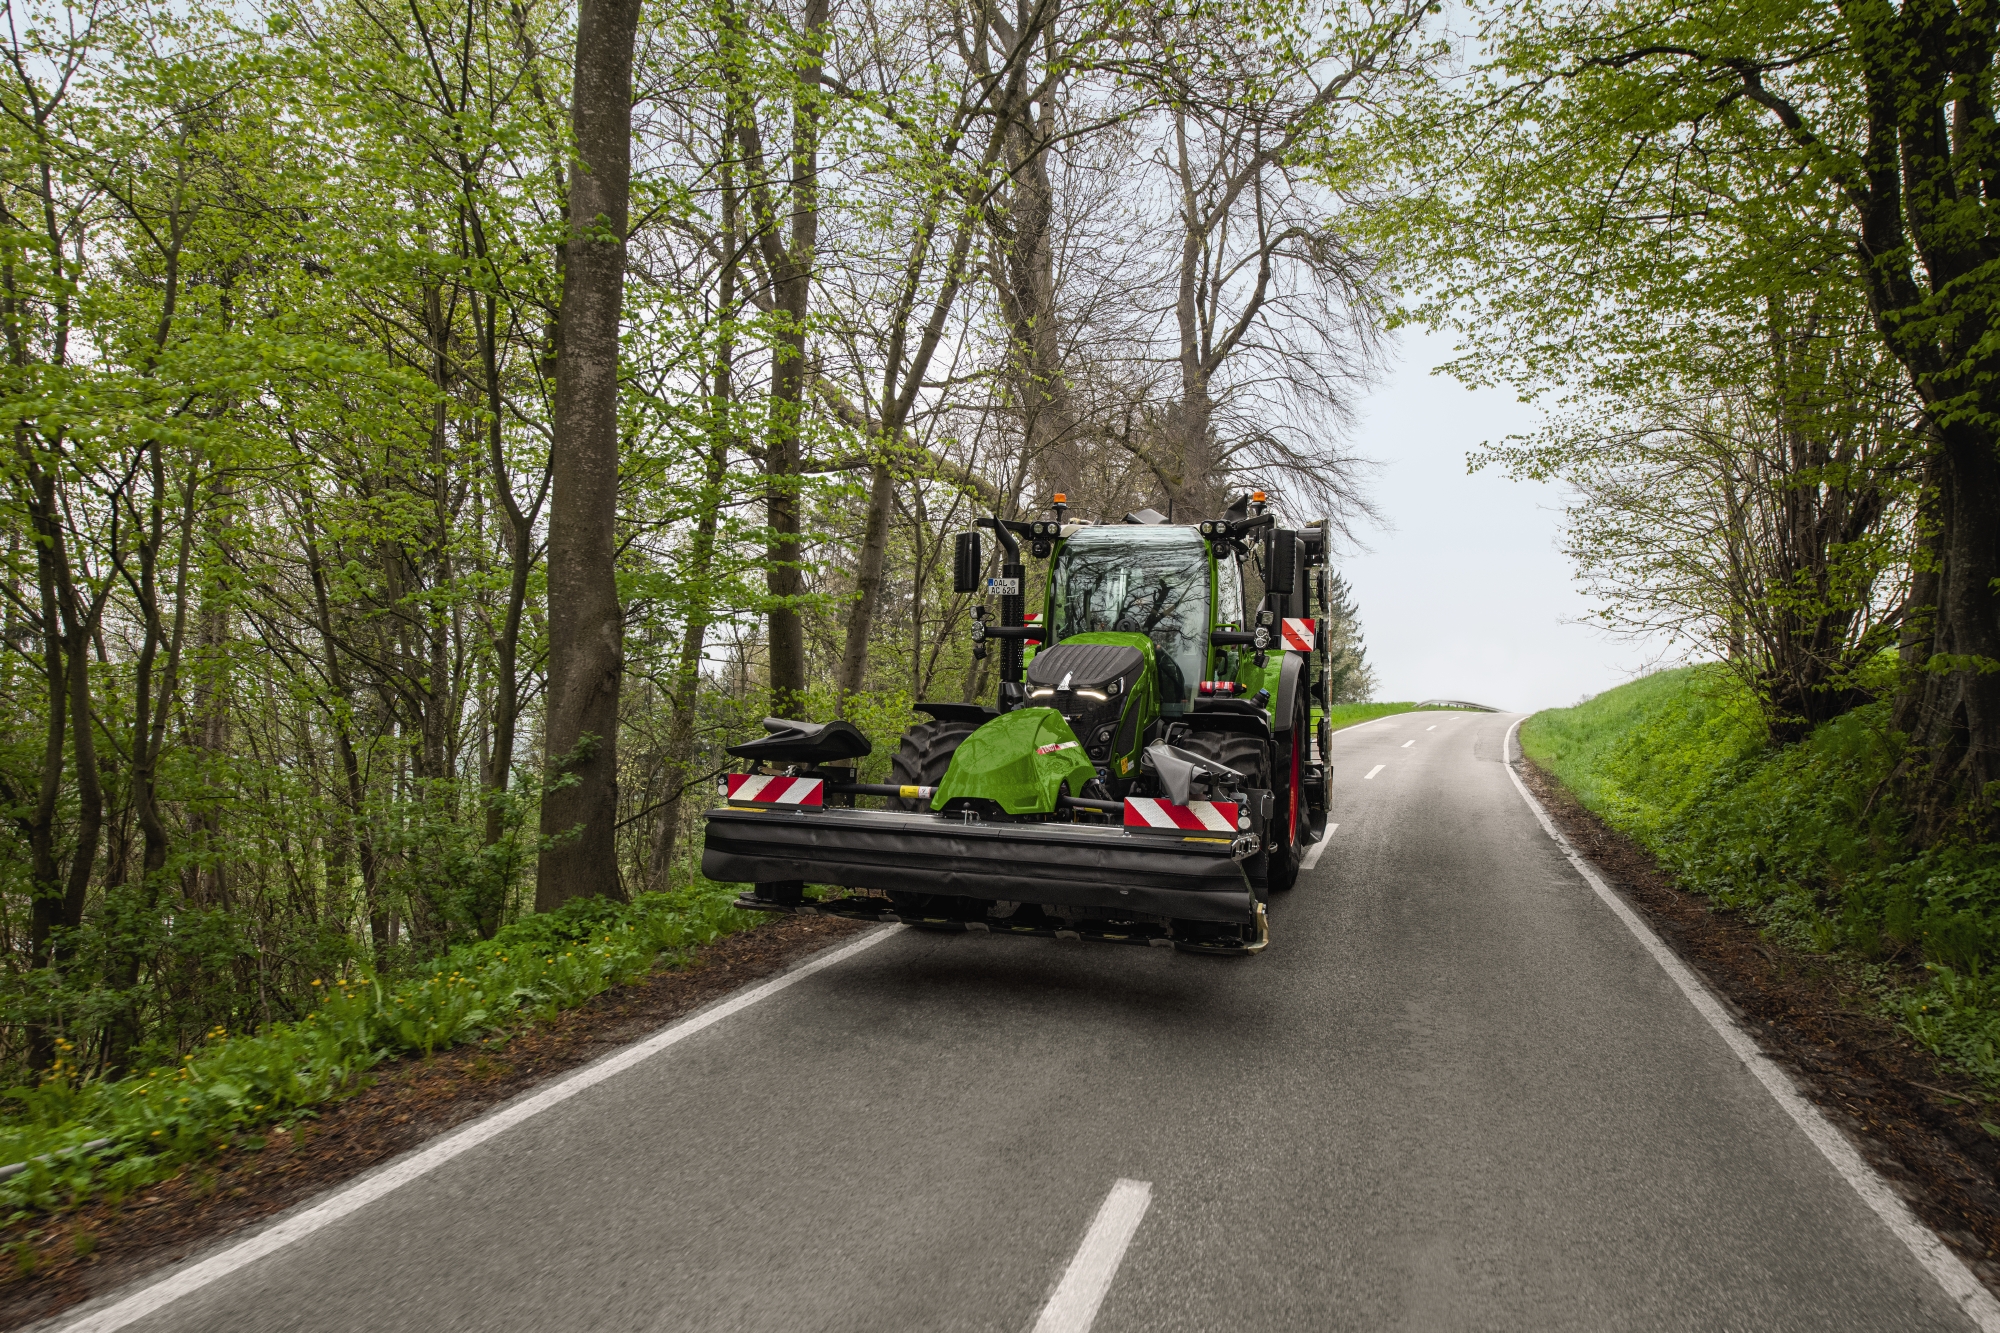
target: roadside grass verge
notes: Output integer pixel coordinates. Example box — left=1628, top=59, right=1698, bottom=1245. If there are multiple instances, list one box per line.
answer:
left=0, top=884, right=759, bottom=1216
left=1323, top=701, right=1481, bottom=730
left=1522, top=665, right=2000, bottom=1086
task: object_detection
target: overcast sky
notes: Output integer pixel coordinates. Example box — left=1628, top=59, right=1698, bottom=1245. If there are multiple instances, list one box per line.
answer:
left=1334, top=328, right=1676, bottom=713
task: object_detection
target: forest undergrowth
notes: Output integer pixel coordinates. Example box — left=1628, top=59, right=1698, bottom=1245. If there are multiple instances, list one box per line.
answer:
left=1524, top=667, right=2000, bottom=1088
left=0, top=883, right=758, bottom=1217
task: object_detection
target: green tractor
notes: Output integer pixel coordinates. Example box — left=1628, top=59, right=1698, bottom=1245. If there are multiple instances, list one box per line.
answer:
left=702, top=493, right=1335, bottom=954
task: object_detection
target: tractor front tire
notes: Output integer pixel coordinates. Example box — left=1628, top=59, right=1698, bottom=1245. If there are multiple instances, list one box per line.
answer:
left=1171, top=730, right=1273, bottom=899
left=887, top=718, right=986, bottom=922
left=887, top=717, right=982, bottom=810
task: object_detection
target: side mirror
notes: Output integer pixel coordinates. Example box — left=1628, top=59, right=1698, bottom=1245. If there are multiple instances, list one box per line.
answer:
left=953, top=531, right=982, bottom=594
left=1268, top=530, right=1297, bottom=595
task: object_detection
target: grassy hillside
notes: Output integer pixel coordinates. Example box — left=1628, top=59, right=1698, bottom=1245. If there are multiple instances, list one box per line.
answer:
left=1523, top=666, right=2000, bottom=1084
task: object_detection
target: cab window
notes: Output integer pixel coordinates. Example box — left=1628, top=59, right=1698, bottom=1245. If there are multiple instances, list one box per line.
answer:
left=1049, top=527, right=1210, bottom=712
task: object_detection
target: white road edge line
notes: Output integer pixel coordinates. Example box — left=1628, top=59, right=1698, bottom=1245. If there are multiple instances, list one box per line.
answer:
left=1502, top=718, right=2000, bottom=1332
left=1363, top=764, right=1384, bottom=780
left=1299, top=824, right=1338, bottom=872
left=1032, top=1178, right=1153, bottom=1333
left=53, top=925, right=907, bottom=1333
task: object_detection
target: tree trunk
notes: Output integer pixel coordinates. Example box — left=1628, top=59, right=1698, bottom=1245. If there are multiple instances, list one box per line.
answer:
left=105, top=455, right=196, bottom=1074
left=733, top=0, right=829, bottom=719
left=187, top=489, right=234, bottom=909
left=1828, top=14, right=2000, bottom=839
left=128, top=450, right=196, bottom=890
left=828, top=155, right=994, bottom=706
left=19, top=455, right=67, bottom=1073
left=54, top=542, right=103, bottom=971
left=478, top=485, right=534, bottom=933
left=989, top=63, right=1076, bottom=503
left=763, top=315, right=810, bottom=719
left=650, top=173, right=741, bottom=884
left=466, top=177, right=545, bottom=934
left=536, top=0, right=642, bottom=912
left=833, top=461, right=896, bottom=708
left=13, top=445, right=106, bottom=1070
left=303, top=510, right=387, bottom=957
left=1897, top=424, right=2000, bottom=840
left=648, top=480, right=723, bottom=884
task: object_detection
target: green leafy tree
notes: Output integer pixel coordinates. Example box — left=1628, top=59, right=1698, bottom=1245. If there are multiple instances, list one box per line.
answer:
left=1384, top=0, right=1992, bottom=796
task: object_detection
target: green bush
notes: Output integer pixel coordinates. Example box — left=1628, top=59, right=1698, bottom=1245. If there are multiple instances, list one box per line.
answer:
left=1523, top=666, right=2000, bottom=1083
left=0, top=883, right=759, bottom=1214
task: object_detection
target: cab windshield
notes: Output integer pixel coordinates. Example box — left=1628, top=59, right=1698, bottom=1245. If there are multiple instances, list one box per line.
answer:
left=1049, top=526, right=1210, bottom=711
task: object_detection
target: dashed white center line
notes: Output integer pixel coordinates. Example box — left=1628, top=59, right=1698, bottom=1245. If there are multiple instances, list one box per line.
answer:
left=1033, top=1179, right=1153, bottom=1333
left=1364, top=764, right=1385, bottom=780
left=1426, top=725, right=1436, bottom=731
left=1401, top=740, right=1415, bottom=748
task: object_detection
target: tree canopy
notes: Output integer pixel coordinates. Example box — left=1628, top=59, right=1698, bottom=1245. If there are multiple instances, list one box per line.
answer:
left=0, top=0, right=1405, bottom=1076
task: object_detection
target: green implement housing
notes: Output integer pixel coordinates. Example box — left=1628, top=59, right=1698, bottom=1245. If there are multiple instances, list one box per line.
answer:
left=701, top=493, right=1337, bottom=954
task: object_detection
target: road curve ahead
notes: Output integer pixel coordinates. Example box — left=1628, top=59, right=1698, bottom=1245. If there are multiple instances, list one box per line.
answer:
left=54, top=710, right=1989, bottom=1332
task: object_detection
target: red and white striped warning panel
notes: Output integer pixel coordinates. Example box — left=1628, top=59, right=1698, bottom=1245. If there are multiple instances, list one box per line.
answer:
left=1281, top=617, right=1316, bottom=651
left=1123, top=797, right=1240, bottom=832
left=726, top=773, right=824, bottom=807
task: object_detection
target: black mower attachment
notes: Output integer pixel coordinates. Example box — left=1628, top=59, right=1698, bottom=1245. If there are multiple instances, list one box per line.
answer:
left=705, top=717, right=1267, bottom=954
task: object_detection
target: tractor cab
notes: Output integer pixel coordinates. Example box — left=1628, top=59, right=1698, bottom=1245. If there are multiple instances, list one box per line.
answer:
left=1045, top=524, right=1209, bottom=715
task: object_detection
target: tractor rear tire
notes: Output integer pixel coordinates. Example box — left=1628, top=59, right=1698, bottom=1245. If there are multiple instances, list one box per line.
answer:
left=887, top=717, right=982, bottom=810
left=1170, top=730, right=1272, bottom=898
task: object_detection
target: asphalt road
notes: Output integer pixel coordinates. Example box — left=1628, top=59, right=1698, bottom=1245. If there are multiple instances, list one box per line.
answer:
left=56, top=709, right=1987, bottom=1331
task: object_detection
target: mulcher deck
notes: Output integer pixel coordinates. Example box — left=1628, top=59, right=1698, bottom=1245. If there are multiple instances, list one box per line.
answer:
left=703, top=805, right=1258, bottom=924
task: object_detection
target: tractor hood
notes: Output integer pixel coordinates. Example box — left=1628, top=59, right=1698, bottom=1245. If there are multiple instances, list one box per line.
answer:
left=929, top=706, right=1098, bottom=814
left=1025, top=634, right=1155, bottom=770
